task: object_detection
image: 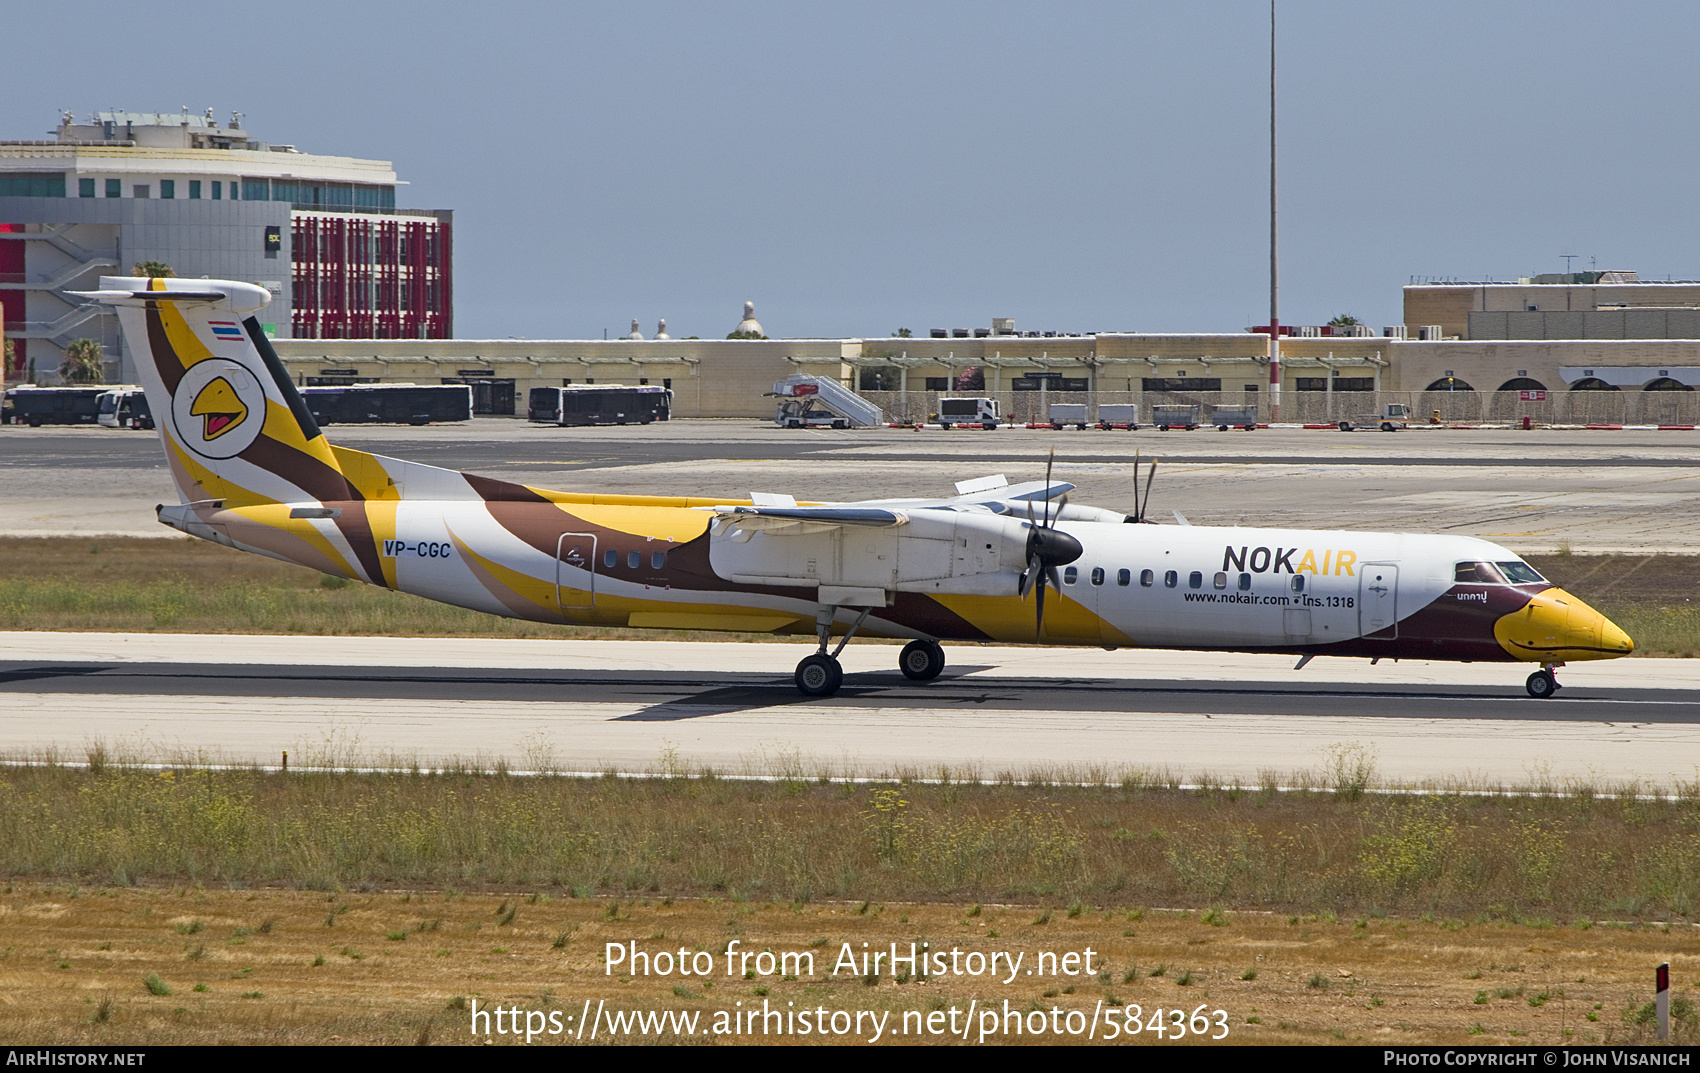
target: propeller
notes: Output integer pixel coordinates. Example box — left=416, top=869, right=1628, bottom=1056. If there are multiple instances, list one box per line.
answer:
left=1018, top=449, right=1083, bottom=635
left=1125, top=450, right=1159, bottom=523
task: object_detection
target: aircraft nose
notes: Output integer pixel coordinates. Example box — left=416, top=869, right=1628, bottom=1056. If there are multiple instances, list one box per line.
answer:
left=1599, top=614, right=1634, bottom=656
left=1565, top=594, right=1633, bottom=657
left=1494, top=588, right=1634, bottom=661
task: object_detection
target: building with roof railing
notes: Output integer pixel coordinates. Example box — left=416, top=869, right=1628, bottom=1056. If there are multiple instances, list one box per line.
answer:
left=0, top=109, right=451, bottom=383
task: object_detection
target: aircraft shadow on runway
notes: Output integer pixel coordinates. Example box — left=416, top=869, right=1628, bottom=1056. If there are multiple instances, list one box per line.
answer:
left=1, top=661, right=1693, bottom=724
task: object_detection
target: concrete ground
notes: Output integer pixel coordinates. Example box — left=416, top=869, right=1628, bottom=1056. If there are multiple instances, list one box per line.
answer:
left=3, top=633, right=1694, bottom=787
left=2, top=419, right=1698, bottom=553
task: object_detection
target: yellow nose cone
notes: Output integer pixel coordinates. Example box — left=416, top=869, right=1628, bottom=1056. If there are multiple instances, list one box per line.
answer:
left=1601, top=615, right=1634, bottom=657
left=1495, top=588, right=1634, bottom=662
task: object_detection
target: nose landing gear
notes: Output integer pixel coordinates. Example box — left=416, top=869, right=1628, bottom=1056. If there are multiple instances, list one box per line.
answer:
left=1525, top=663, right=1564, bottom=699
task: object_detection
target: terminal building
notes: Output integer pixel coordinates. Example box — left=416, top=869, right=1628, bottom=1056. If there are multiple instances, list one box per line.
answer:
left=0, top=109, right=1691, bottom=424
left=0, top=110, right=452, bottom=383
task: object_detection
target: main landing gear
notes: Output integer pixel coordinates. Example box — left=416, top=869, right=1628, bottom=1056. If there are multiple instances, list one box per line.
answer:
left=792, top=607, right=948, bottom=697
left=1525, top=663, right=1563, bottom=699
left=899, top=639, right=946, bottom=681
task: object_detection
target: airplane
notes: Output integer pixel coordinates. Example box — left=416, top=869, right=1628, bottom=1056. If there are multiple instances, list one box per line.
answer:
left=75, top=276, right=1634, bottom=701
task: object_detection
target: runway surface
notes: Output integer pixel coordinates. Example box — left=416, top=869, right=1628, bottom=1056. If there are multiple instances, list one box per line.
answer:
left=5, top=422, right=1697, bottom=552
left=3, top=632, right=1695, bottom=787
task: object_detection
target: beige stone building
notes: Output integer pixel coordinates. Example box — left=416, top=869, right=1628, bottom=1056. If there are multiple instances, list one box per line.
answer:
left=268, top=268, right=1700, bottom=426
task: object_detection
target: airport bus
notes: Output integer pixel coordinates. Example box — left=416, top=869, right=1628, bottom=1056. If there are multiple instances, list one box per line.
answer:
left=528, top=385, right=673, bottom=426
left=301, top=383, right=474, bottom=426
left=96, top=387, right=154, bottom=429
left=2, top=386, right=116, bottom=426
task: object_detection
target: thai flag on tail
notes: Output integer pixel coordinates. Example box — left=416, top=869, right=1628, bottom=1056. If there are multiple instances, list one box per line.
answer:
left=209, top=321, right=244, bottom=341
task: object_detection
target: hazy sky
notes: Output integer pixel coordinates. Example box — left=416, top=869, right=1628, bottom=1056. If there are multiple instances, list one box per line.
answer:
left=10, top=1, right=1699, bottom=340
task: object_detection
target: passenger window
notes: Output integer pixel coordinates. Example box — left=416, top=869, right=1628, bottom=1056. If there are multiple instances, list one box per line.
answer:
left=603, top=549, right=617, bottom=569
left=1139, top=569, right=1154, bottom=587
left=1091, top=567, right=1105, bottom=586
left=1213, top=572, right=1227, bottom=590
left=627, top=550, right=641, bottom=569
left=1189, top=571, right=1203, bottom=590
left=1164, top=570, right=1177, bottom=588
left=1454, top=561, right=1506, bottom=584
left=1239, top=573, right=1252, bottom=591
left=1063, top=566, right=1078, bottom=585
left=1291, top=575, right=1305, bottom=593
left=651, top=551, right=665, bottom=570
left=1117, top=568, right=1131, bottom=586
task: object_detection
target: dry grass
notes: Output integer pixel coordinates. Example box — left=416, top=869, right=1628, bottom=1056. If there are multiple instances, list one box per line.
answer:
left=0, top=538, right=1690, bottom=652
left=3, top=762, right=1699, bottom=921
left=1, top=883, right=1691, bottom=1046
left=0, top=537, right=788, bottom=642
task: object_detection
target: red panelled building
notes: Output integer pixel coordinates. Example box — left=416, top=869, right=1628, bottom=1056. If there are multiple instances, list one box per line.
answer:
left=291, top=211, right=452, bottom=340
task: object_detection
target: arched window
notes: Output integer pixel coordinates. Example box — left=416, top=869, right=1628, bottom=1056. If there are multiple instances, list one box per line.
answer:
left=1425, top=377, right=1475, bottom=391
left=1645, top=377, right=1693, bottom=392
left=1497, top=377, right=1546, bottom=392
left=1568, top=377, right=1619, bottom=391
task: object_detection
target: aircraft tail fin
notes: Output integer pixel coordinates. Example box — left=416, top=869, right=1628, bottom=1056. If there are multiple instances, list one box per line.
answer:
left=74, top=276, right=356, bottom=508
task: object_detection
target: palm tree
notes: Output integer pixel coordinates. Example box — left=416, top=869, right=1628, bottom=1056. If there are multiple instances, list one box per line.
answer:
left=132, top=261, right=175, bottom=278
left=61, top=338, right=104, bottom=385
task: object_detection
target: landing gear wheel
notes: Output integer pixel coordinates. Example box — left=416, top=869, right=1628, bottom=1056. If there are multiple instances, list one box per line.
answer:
left=899, top=640, right=946, bottom=681
left=795, top=654, right=844, bottom=697
left=1525, top=669, right=1558, bottom=699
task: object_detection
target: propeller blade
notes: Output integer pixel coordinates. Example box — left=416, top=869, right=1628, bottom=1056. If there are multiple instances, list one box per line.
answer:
left=1044, top=563, right=1062, bottom=593
left=1019, top=552, right=1042, bottom=598
left=1130, top=450, right=1142, bottom=522
left=1034, top=573, right=1046, bottom=635
left=1042, top=448, right=1056, bottom=528
left=1141, top=459, right=1157, bottom=522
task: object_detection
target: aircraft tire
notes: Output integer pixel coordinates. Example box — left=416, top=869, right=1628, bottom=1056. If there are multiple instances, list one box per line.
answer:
left=795, top=654, right=844, bottom=697
left=899, top=640, right=946, bottom=681
left=1525, top=670, right=1557, bottom=699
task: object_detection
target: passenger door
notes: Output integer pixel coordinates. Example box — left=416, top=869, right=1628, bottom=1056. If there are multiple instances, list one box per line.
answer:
left=556, top=532, right=597, bottom=611
left=1357, top=563, right=1398, bottom=638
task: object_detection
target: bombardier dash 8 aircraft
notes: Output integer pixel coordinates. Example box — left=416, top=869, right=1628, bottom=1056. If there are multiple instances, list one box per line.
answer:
left=78, top=277, right=1634, bottom=699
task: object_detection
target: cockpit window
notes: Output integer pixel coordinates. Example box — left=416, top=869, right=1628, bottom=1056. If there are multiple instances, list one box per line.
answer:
left=1454, top=561, right=1507, bottom=584
left=1496, top=561, right=1546, bottom=585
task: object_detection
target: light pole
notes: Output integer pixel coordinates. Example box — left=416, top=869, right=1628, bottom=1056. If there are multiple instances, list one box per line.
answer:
left=1269, top=0, right=1281, bottom=423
